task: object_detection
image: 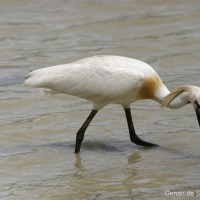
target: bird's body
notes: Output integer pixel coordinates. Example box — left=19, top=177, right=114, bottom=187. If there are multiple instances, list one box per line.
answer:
left=25, top=55, right=168, bottom=109
left=25, top=55, right=200, bottom=153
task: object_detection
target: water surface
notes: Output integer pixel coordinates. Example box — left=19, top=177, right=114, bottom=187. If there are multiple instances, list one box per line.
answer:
left=0, top=0, right=200, bottom=199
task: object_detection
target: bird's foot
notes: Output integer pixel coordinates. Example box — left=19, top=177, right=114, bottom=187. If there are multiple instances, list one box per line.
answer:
left=75, top=143, right=81, bottom=154
left=131, top=136, right=158, bottom=147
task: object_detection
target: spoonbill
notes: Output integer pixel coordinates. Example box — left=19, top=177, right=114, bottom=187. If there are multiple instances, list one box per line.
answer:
left=25, top=55, right=200, bottom=153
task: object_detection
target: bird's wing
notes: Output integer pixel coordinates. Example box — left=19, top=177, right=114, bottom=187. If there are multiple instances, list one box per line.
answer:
left=25, top=58, right=145, bottom=102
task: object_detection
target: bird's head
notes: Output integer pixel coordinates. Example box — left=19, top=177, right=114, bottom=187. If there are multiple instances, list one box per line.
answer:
left=188, top=86, right=200, bottom=126
left=161, top=85, right=200, bottom=127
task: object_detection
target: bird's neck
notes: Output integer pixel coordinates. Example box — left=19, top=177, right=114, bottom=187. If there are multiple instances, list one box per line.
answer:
left=154, top=86, right=190, bottom=109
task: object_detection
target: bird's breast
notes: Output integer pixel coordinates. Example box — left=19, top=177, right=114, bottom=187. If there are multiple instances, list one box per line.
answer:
left=137, top=75, right=164, bottom=101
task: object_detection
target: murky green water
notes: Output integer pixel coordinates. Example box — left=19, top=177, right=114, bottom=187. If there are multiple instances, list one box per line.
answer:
left=0, top=0, right=200, bottom=199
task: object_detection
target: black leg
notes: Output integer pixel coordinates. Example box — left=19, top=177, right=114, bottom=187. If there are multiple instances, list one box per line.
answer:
left=75, top=110, right=98, bottom=153
left=124, top=108, right=158, bottom=147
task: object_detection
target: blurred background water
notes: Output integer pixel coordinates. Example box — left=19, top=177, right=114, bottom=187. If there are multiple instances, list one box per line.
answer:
left=0, top=0, right=200, bottom=199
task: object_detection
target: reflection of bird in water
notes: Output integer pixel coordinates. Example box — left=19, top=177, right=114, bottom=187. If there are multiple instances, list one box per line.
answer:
left=74, top=153, right=85, bottom=171
left=25, top=55, right=200, bottom=153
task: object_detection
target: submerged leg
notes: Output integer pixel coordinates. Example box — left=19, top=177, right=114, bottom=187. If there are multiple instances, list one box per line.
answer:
left=124, top=108, right=158, bottom=147
left=75, top=110, right=98, bottom=153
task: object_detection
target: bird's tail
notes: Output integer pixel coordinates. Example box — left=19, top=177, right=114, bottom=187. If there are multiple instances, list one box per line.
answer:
left=24, top=66, right=57, bottom=89
left=24, top=69, right=46, bottom=88
left=24, top=65, right=67, bottom=95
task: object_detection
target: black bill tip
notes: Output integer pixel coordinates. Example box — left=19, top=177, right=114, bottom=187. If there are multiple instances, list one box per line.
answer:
left=195, top=106, right=200, bottom=127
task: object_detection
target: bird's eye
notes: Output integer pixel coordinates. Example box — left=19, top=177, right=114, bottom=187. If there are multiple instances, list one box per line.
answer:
left=194, top=100, right=198, bottom=105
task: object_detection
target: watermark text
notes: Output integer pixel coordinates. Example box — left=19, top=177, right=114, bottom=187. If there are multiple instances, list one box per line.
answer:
left=164, top=190, right=200, bottom=197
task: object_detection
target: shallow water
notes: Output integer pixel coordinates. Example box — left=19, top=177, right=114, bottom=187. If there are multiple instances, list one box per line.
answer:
left=0, top=0, right=200, bottom=199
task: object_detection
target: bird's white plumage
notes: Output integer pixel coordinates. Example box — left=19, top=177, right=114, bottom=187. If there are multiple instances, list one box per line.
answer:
left=25, top=55, right=200, bottom=110
left=25, top=55, right=162, bottom=108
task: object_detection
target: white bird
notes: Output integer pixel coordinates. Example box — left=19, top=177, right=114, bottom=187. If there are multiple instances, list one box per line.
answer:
left=25, top=55, right=200, bottom=153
